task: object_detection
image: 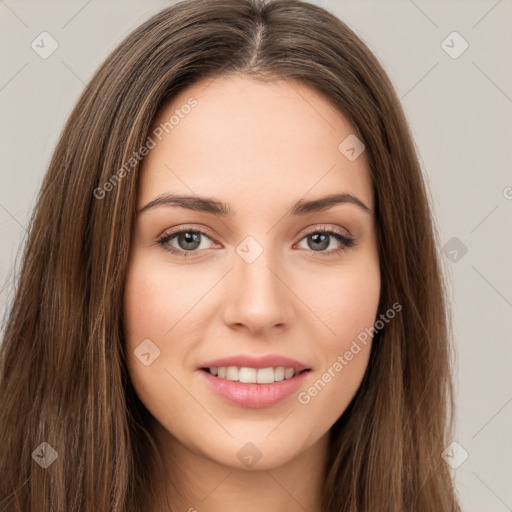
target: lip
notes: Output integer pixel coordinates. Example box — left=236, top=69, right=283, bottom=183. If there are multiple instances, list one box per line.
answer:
left=198, top=354, right=311, bottom=372
left=197, top=368, right=311, bottom=408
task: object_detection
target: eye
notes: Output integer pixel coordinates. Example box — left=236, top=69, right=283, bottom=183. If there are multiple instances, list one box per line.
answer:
left=156, top=225, right=356, bottom=258
left=156, top=226, right=216, bottom=257
left=295, top=227, right=355, bottom=256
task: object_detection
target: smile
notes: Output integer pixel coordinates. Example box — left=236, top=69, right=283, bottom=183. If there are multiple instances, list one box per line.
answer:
left=197, top=354, right=312, bottom=408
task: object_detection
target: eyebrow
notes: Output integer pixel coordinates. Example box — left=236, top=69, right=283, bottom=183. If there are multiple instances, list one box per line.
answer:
left=138, top=192, right=372, bottom=216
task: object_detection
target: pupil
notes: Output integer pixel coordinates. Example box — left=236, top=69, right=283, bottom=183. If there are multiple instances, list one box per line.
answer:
left=179, top=231, right=200, bottom=250
left=310, top=233, right=329, bottom=251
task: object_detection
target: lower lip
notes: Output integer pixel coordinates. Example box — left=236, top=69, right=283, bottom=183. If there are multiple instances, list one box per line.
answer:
left=197, top=369, right=311, bottom=408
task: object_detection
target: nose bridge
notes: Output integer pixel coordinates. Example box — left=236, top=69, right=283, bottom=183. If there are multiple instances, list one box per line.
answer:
left=222, top=235, right=292, bottom=331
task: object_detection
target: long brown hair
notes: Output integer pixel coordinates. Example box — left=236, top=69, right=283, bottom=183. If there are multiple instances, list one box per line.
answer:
left=0, top=0, right=460, bottom=510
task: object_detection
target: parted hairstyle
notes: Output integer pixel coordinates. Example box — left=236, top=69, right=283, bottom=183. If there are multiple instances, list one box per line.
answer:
left=0, top=0, right=461, bottom=510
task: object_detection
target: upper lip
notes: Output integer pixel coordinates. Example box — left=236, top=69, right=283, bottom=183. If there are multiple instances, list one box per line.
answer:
left=199, top=354, right=311, bottom=372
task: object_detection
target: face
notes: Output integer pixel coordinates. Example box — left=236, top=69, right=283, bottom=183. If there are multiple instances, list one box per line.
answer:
left=123, top=74, right=380, bottom=471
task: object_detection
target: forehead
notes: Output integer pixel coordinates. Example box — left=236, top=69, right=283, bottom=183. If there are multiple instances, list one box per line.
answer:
left=138, top=74, right=373, bottom=213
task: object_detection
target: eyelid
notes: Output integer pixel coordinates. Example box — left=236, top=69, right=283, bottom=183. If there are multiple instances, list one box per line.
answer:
left=299, top=223, right=352, bottom=239
left=157, top=223, right=217, bottom=240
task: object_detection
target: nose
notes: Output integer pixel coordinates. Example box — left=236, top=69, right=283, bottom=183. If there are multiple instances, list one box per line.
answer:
left=221, top=248, right=294, bottom=336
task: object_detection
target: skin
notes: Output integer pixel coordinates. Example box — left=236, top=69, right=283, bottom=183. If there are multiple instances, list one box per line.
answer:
left=123, top=74, right=381, bottom=512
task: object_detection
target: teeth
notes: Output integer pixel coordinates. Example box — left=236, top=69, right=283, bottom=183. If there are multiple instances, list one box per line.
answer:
left=207, top=366, right=302, bottom=383
left=273, top=367, right=285, bottom=382
left=239, top=367, right=257, bottom=383
left=226, top=366, right=239, bottom=380
left=255, top=367, right=286, bottom=383
left=284, top=368, right=294, bottom=379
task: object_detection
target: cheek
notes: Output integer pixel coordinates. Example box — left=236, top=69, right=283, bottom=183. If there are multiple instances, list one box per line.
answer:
left=123, top=260, right=177, bottom=409
left=331, top=269, right=380, bottom=373
left=305, top=255, right=381, bottom=348
left=295, top=258, right=380, bottom=416
left=122, top=255, right=211, bottom=421
left=333, top=272, right=381, bottom=340
left=123, top=256, right=226, bottom=427
left=123, top=253, right=203, bottom=341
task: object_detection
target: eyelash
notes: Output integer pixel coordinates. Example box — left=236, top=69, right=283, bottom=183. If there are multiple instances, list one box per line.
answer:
left=156, top=224, right=356, bottom=259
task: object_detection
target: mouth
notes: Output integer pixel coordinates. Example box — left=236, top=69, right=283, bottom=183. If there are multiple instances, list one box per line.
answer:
left=196, top=354, right=312, bottom=408
left=199, top=366, right=311, bottom=384
left=197, top=359, right=312, bottom=408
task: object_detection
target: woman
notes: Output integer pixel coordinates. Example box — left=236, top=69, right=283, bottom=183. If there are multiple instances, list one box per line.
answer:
left=0, top=0, right=461, bottom=510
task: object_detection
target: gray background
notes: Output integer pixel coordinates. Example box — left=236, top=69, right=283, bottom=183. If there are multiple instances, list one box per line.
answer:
left=1, top=1, right=511, bottom=510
